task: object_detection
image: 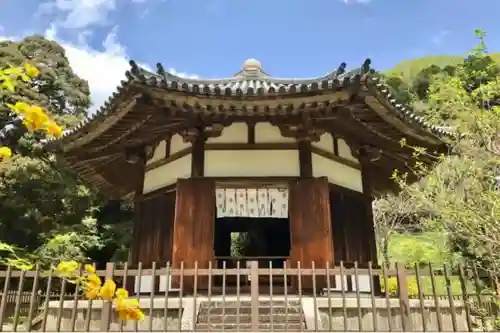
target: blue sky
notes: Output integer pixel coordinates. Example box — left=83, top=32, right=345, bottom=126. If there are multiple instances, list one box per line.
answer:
left=1, top=0, right=499, bottom=109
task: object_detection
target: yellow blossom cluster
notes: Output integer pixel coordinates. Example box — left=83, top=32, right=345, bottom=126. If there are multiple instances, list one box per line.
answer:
left=0, top=63, right=63, bottom=161
left=8, top=101, right=63, bottom=136
left=0, top=147, right=12, bottom=161
left=56, top=261, right=144, bottom=321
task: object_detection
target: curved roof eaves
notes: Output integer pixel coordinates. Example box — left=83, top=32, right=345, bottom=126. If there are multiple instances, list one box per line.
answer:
left=43, top=58, right=456, bottom=149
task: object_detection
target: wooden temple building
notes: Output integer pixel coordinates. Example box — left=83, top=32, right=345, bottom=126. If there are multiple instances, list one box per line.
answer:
left=45, top=58, right=449, bottom=292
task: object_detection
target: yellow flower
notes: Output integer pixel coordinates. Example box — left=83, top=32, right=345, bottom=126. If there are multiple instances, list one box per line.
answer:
left=8, top=102, right=49, bottom=131
left=99, top=279, right=116, bottom=301
left=0, top=147, right=12, bottom=161
left=3, top=66, right=24, bottom=76
left=56, top=260, right=78, bottom=277
left=84, top=273, right=102, bottom=300
left=117, top=307, right=145, bottom=321
left=8, top=101, right=30, bottom=114
left=85, top=285, right=100, bottom=300
left=115, top=297, right=138, bottom=312
left=84, top=264, right=95, bottom=274
left=0, top=76, right=15, bottom=92
left=6, top=258, right=33, bottom=271
left=23, top=105, right=49, bottom=131
left=8, top=101, right=62, bottom=137
left=24, top=63, right=40, bottom=78
left=46, top=121, right=63, bottom=138
left=115, top=297, right=143, bottom=321
left=87, top=273, right=102, bottom=287
left=115, top=288, right=129, bottom=299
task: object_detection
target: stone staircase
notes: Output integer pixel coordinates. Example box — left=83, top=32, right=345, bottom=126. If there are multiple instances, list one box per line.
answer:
left=195, top=300, right=306, bottom=331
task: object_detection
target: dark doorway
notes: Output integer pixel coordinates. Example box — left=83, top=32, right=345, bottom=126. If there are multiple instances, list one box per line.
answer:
left=213, top=216, right=291, bottom=287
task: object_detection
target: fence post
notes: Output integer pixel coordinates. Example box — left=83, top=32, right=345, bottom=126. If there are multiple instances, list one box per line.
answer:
left=250, top=260, right=259, bottom=332
left=100, top=263, right=114, bottom=332
left=396, top=263, right=413, bottom=331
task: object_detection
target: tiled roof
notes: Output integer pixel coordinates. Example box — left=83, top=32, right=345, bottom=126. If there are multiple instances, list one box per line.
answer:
left=44, top=58, right=455, bottom=146
left=135, top=59, right=368, bottom=96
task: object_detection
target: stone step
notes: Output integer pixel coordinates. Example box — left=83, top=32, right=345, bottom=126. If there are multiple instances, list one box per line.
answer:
left=198, top=306, right=302, bottom=315
left=197, top=313, right=303, bottom=323
left=199, top=300, right=301, bottom=308
left=195, top=322, right=305, bottom=331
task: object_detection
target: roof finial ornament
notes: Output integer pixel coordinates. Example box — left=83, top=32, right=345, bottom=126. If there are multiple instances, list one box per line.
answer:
left=362, top=58, right=372, bottom=74
left=240, top=58, right=264, bottom=77
left=242, top=58, right=262, bottom=71
left=336, top=62, right=347, bottom=76
left=156, top=63, right=166, bottom=76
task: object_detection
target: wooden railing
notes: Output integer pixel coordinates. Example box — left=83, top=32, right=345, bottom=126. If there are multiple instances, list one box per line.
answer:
left=0, top=260, right=498, bottom=331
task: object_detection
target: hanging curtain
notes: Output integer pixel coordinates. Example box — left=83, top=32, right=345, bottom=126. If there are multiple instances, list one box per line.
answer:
left=215, top=188, right=289, bottom=218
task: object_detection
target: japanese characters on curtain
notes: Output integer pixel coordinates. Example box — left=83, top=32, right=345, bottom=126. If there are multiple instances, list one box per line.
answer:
left=215, top=188, right=289, bottom=218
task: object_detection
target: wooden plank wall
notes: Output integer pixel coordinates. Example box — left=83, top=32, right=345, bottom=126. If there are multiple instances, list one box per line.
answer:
left=289, top=177, right=333, bottom=289
left=329, top=184, right=378, bottom=266
left=130, top=189, right=176, bottom=268
left=171, top=179, right=215, bottom=290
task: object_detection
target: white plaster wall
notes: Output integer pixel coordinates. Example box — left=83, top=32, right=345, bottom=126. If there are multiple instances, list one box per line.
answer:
left=312, top=153, right=363, bottom=192
left=147, top=140, right=167, bottom=165
left=135, top=276, right=177, bottom=293
left=204, top=150, right=300, bottom=177
left=143, top=154, right=191, bottom=194
left=206, top=123, right=248, bottom=143
left=255, top=123, right=295, bottom=143
left=312, top=133, right=335, bottom=154
left=170, top=134, right=190, bottom=154
left=329, top=275, right=371, bottom=292
left=338, top=138, right=358, bottom=163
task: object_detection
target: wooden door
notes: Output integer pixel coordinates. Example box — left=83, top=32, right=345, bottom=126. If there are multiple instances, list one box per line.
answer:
left=289, top=177, right=333, bottom=289
left=171, top=179, right=215, bottom=290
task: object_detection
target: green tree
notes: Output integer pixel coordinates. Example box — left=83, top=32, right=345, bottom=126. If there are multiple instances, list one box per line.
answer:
left=387, top=30, right=500, bottom=282
left=0, top=36, right=91, bottom=117
left=0, top=36, right=132, bottom=265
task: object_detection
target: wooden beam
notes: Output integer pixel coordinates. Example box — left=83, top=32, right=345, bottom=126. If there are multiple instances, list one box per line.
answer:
left=165, top=135, right=171, bottom=159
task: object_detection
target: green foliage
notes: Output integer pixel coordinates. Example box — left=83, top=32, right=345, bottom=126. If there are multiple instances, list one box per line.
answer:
left=0, top=36, right=91, bottom=116
left=0, top=155, right=95, bottom=248
left=385, top=53, right=500, bottom=85
left=387, top=232, right=459, bottom=267
left=380, top=275, right=467, bottom=297
left=383, top=30, right=500, bottom=279
left=35, top=216, right=104, bottom=263
left=0, top=36, right=132, bottom=265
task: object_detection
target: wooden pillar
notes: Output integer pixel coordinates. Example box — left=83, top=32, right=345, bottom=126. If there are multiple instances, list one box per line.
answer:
left=127, top=156, right=145, bottom=294
left=171, top=179, right=215, bottom=291
left=298, top=139, right=313, bottom=178
left=360, top=149, right=382, bottom=295
left=289, top=177, right=333, bottom=290
left=128, top=155, right=145, bottom=265
left=189, top=128, right=205, bottom=177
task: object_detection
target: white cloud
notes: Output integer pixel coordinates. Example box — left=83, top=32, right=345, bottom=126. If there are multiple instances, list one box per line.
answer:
left=2, top=24, right=198, bottom=114
left=46, top=25, right=198, bottom=113
left=43, top=24, right=130, bottom=113
left=39, top=0, right=163, bottom=29
left=39, top=0, right=117, bottom=29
